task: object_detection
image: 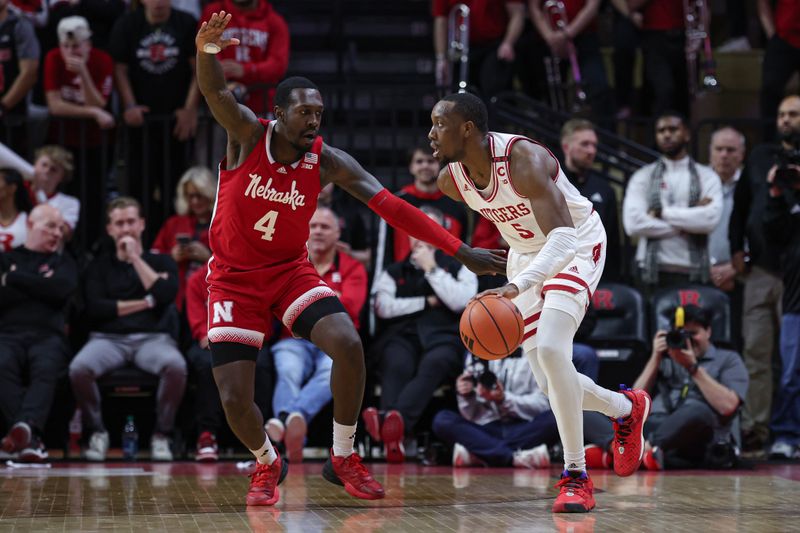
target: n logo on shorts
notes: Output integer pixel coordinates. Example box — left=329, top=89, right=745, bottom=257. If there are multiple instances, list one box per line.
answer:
left=212, top=301, right=234, bottom=324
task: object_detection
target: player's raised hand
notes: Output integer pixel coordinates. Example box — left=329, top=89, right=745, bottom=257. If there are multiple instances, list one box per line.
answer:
left=196, top=12, right=240, bottom=54
left=455, top=245, right=507, bottom=276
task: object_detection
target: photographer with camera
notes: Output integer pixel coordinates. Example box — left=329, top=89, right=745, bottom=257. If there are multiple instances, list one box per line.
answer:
left=632, top=305, right=748, bottom=469
left=431, top=344, right=614, bottom=469
left=762, top=137, right=800, bottom=460
left=729, top=95, right=797, bottom=454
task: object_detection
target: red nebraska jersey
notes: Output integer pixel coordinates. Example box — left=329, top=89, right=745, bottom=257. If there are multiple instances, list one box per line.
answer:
left=209, top=119, right=323, bottom=270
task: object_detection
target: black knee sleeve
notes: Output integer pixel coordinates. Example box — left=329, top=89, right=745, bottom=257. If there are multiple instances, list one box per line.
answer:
left=209, top=341, right=259, bottom=368
left=291, top=296, right=347, bottom=340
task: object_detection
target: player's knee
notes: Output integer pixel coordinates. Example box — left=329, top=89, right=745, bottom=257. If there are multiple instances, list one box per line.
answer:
left=328, top=331, right=363, bottom=363
left=217, top=382, right=250, bottom=414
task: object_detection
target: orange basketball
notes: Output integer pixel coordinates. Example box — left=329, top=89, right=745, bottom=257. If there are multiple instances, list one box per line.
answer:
left=460, top=294, right=525, bottom=360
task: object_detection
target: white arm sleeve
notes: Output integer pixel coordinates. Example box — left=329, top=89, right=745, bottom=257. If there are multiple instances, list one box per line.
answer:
left=508, top=226, right=578, bottom=294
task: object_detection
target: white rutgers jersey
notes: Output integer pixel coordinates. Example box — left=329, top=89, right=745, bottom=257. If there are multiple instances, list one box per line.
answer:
left=448, top=132, right=594, bottom=254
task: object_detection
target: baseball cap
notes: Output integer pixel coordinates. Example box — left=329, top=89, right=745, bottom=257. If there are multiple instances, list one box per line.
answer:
left=57, top=16, right=92, bottom=43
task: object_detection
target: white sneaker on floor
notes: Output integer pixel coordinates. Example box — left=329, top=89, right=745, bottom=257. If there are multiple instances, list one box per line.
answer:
left=512, top=444, right=551, bottom=469
left=151, top=434, right=173, bottom=461
left=284, top=412, right=307, bottom=463
left=265, top=418, right=285, bottom=443
left=769, top=441, right=795, bottom=460
left=452, top=443, right=481, bottom=468
left=717, top=36, right=751, bottom=53
left=84, top=431, right=109, bottom=461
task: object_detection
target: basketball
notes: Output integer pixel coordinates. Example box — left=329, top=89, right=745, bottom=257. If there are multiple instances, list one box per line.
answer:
left=460, top=294, right=525, bottom=360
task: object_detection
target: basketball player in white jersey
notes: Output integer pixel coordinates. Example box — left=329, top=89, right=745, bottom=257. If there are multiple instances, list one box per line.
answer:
left=430, top=93, right=651, bottom=513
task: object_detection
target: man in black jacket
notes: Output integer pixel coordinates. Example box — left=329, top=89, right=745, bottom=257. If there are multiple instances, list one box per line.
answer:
left=559, top=119, right=621, bottom=280
left=763, top=147, right=800, bottom=459
left=69, top=197, right=186, bottom=461
left=728, top=95, right=797, bottom=452
left=0, top=204, right=77, bottom=462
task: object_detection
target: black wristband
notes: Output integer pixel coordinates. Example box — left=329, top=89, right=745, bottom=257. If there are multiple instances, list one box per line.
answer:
left=689, top=363, right=699, bottom=376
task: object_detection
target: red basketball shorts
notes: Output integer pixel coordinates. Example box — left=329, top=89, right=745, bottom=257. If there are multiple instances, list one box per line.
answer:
left=206, top=256, right=336, bottom=348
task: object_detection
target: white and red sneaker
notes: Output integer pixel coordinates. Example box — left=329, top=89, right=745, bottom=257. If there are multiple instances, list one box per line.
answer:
left=552, top=470, right=595, bottom=513
left=246, top=454, right=289, bottom=506
left=584, top=444, right=613, bottom=470
left=322, top=449, right=385, bottom=500
left=196, top=431, right=219, bottom=462
left=284, top=412, right=306, bottom=464
left=612, top=387, right=651, bottom=477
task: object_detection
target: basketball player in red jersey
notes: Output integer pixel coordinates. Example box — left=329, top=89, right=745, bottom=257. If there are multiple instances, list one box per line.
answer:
left=429, top=92, right=651, bottom=513
left=195, top=13, right=506, bottom=506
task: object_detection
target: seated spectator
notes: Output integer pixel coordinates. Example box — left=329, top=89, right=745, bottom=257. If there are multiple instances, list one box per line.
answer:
left=0, top=168, right=32, bottom=251
left=0, top=0, right=39, bottom=155
left=199, top=0, right=289, bottom=116
left=69, top=197, right=186, bottom=462
left=431, top=345, right=613, bottom=468
left=0, top=204, right=77, bottom=462
left=364, top=207, right=477, bottom=463
left=632, top=305, right=747, bottom=469
left=622, top=112, right=722, bottom=294
left=265, top=207, right=367, bottom=463
left=373, top=141, right=468, bottom=273
left=317, top=182, right=371, bottom=268
left=43, top=16, right=114, bottom=243
left=185, top=263, right=274, bottom=462
left=560, top=119, right=621, bottom=279
left=151, top=166, right=215, bottom=310
left=27, top=145, right=80, bottom=240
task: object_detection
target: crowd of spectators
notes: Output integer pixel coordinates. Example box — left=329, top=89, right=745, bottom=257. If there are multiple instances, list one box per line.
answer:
left=0, top=0, right=797, bottom=473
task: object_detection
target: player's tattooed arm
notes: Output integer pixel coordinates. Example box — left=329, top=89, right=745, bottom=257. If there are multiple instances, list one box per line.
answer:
left=509, top=141, right=575, bottom=234
left=319, top=144, right=385, bottom=203
left=195, top=11, right=261, bottom=144
left=436, top=166, right=462, bottom=203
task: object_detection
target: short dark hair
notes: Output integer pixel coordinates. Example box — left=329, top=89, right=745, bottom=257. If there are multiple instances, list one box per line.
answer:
left=440, top=92, right=488, bottom=133
left=274, top=76, right=320, bottom=108
left=676, top=304, right=712, bottom=329
left=0, top=168, right=32, bottom=214
left=655, top=110, right=689, bottom=129
left=407, top=139, right=434, bottom=164
left=106, top=196, right=142, bottom=222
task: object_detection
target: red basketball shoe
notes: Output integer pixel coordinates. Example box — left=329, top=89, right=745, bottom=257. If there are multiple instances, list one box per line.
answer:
left=246, top=454, right=289, bottom=506
left=552, top=470, right=595, bottom=513
left=361, top=407, right=381, bottom=442
left=381, top=410, right=405, bottom=463
left=323, top=450, right=385, bottom=500
left=612, top=387, right=651, bottom=477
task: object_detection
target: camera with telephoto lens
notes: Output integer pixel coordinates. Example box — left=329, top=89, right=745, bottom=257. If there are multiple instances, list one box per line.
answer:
left=773, top=138, right=800, bottom=189
left=471, top=358, right=498, bottom=389
left=665, top=306, right=691, bottom=349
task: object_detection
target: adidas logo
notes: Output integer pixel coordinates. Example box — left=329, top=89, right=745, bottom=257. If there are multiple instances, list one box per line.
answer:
left=569, top=266, right=579, bottom=274
left=277, top=166, right=287, bottom=174
left=463, top=183, right=469, bottom=191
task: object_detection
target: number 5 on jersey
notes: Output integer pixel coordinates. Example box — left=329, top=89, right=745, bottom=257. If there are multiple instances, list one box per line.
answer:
left=254, top=210, right=278, bottom=241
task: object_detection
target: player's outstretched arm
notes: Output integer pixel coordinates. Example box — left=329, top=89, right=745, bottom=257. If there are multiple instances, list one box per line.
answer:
left=320, top=144, right=506, bottom=275
left=476, top=142, right=577, bottom=300
left=195, top=11, right=260, bottom=141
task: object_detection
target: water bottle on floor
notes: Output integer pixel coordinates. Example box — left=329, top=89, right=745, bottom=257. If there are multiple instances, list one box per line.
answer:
left=122, top=416, right=138, bottom=461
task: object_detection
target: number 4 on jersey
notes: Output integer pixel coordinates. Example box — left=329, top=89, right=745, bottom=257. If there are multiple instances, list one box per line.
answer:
left=254, top=210, right=278, bottom=241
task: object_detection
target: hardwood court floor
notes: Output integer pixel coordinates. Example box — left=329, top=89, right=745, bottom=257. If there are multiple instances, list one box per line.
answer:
left=1, top=461, right=799, bottom=532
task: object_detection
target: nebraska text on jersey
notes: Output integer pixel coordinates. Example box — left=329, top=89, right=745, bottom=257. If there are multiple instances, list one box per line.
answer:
left=244, top=173, right=306, bottom=210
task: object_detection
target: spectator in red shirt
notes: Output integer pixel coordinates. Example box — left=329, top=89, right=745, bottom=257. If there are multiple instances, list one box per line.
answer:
left=150, top=165, right=214, bottom=310
left=628, top=0, right=689, bottom=117
left=43, top=16, right=114, bottom=245
left=523, top=0, right=613, bottom=120
left=432, top=0, right=525, bottom=98
left=758, top=0, right=800, bottom=140
left=0, top=168, right=31, bottom=252
left=264, top=206, right=368, bottom=464
left=199, top=0, right=289, bottom=115
left=185, top=263, right=275, bottom=462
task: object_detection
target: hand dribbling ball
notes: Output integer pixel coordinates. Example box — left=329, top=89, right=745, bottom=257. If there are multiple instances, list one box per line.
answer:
left=459, top=294, right=525, bottom=360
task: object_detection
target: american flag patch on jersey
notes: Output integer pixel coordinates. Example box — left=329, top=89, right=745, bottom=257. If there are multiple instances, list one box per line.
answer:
left=304, top=153, right=318, bottom=164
